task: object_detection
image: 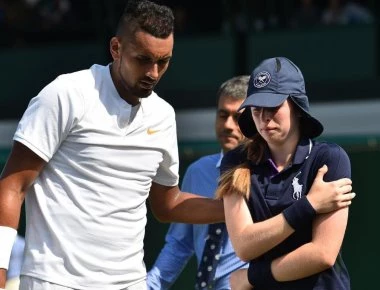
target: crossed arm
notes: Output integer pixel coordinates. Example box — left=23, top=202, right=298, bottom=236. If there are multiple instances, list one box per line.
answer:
left=224, top=165, right=354, bottom=289
left=228, top=207, right=348, bottom=290
left=225, top=165, right=352, bottom=261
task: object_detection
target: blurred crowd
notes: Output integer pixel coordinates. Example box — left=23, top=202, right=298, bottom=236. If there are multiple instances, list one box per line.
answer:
left=223, top=0, right=374, bottom=34
left=0, top=0, right=95, bottom=47
left=0, top=0, right=375, bottom=48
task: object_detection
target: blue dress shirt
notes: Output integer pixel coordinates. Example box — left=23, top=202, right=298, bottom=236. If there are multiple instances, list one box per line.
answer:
left=147, top=152, right=248, bottom=290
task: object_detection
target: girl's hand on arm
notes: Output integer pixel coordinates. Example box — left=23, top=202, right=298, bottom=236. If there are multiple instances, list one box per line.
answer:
left=306, top=165, right=355, bottom=213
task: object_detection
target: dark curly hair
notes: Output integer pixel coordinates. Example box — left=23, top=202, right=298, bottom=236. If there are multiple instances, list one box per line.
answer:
left=116, top=0, right=174, bottom=38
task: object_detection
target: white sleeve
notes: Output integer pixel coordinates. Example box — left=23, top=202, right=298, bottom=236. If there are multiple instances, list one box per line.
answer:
left=153, top=110, right=179, bottom=187
left=13, top=77, right=84, bottom=162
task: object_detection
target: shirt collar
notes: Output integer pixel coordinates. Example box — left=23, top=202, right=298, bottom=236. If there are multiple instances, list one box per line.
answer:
left=293, top=138, right=313, bottom=165
left=216, top=150, right=224, bottom=169
left=260, top=138, right=313, bottom=166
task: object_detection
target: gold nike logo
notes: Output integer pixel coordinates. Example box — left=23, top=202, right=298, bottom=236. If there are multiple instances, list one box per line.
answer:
left=147, top=128, right=160, bottom=135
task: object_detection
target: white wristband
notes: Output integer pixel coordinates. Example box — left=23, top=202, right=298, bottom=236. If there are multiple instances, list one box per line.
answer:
left=0, top=226, right=17, bottom=270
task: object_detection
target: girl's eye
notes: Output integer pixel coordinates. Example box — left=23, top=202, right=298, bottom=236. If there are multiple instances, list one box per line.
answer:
left=251, top=107, right=261, bottom=114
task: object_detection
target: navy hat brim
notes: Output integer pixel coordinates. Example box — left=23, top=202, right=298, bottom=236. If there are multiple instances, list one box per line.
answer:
left=238, top=92, right=288, bottom=111
left=291, top=102, right=324, bottom=139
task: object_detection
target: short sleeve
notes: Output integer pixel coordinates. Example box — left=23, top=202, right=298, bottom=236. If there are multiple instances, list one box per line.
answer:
left=13, top=77, right=84, bottom=162
left=315, top=143, right=351, bottom=181
left=153, top=111, right=179, bottom=186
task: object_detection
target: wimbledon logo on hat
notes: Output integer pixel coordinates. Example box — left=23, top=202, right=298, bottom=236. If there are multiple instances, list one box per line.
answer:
left=253, top=71, right=271, bottom=88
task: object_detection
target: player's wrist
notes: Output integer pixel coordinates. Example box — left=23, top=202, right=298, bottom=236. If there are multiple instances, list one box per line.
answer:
left=0, top=226, right=17, bottom=270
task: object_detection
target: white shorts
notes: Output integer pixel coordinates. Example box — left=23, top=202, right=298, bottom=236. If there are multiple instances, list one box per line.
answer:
left=19, top=275, right=147, bottom=290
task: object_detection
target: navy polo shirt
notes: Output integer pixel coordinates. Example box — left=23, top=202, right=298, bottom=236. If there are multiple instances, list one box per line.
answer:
left=221, top=138, right=351, bottom=290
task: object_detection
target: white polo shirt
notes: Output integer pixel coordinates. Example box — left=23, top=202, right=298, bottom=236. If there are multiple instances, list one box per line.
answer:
left=14, top=64, right=179, bottom=289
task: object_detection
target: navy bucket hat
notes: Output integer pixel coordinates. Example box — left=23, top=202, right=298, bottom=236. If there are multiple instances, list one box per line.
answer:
left=238, top=57, right=324, bottom=139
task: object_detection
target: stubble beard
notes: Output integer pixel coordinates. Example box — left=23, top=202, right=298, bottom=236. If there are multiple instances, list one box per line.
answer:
left=118, top=59, right=153, bottom=101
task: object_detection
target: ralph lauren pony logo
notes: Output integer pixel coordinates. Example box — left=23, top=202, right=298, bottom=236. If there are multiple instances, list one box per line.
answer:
left=292, top=171, right=303, bottom=200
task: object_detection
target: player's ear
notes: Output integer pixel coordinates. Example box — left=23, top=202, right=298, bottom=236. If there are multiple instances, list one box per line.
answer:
left=110, top=37, right=122, bottom=60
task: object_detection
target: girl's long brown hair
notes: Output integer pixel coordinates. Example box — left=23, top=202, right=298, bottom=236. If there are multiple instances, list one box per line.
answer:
left=215, top=134, right=266, bottom=200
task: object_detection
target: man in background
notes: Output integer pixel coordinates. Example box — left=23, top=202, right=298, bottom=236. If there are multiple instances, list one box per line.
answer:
left=147, top=75, right=250, bottom=290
